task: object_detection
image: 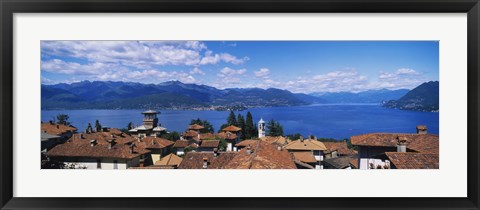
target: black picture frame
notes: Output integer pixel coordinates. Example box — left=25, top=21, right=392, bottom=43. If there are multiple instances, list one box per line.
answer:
left=1, top=0, right=479, bottom=209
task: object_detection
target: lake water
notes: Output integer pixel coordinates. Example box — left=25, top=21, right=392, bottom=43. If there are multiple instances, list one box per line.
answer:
left=41, top=104, right=439, bottom=139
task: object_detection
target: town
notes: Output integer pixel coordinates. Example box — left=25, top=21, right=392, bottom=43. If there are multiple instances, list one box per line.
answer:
left=41, top=110, right=439, bottom=170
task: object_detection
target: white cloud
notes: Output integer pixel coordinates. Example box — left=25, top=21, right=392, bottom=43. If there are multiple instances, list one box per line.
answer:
left=190, top=67, right=205, bottom=75
left=254, top=68, right=270, bottom=78
left=41, top=41, right=248, bottom=69
left=199, top=51, right=249, bottom=65
left=41, top=59, right=114, bottom=75
left=376, top=68, right=425, bottom=90
left=217, top=67, right=247, bottom=78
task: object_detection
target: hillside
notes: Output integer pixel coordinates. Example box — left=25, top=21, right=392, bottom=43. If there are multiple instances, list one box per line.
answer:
left=383, top=81, right=439, bottom=112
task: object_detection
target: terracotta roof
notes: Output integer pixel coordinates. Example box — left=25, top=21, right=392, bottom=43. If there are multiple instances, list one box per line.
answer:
left=188, top=124, right=205, bottom=130
left=323, top=141, right=358, bottom=156
left=173, top=140, right=189, bottom=148
left=350, top=133, right=439, bottom=154
left=200, top=140, right=220, bottom=148
left=155, top=153, right=183, bottom=167
left=235, top=140, right=260, bottom=147
left=292, top=152, right=317, bottom=163
left=216, top=131, right=237, bottom=140
left=323, top=155, right=358, bottom=169
left=178, top=152, right=237, bottom=169
left=284, top=139, right=327, bottom=151
left=349, top=158, right=358, bottom=169
left=189, top=143, right=199, bottom=149
left=200, top=133, right=216, bottom=140
left=385, top=152, right=439, bottom=169
left=41, top=123, right=77, bottom=135
left=260, top=136, right=288, bottom=145
left=69, top=130, right=135, bottom=145
left=47, top=140, right=149, bottom=159
left=182, top=130, right=199, bottom=138
left=224, top=141, right=296, bottom=169
left=416, top=125, right=427, bottom=130
left=140, top=137, right=174, bottom=149
left=222, top=125, right=241, bottom=132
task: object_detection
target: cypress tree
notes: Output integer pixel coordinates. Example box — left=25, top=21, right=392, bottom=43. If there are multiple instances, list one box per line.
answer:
left=245, top=112, right=255, bottom=139
left=237, top=114, right=245, bottom=140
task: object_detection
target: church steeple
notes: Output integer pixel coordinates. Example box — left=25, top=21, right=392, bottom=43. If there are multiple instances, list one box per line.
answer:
left=258, top=118, right=266, bottom=138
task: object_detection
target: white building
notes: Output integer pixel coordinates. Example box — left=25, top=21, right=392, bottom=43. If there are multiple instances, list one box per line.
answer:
left=129, top=110, right=167, bottom=138
left=258, top=118, right=266, bottom=138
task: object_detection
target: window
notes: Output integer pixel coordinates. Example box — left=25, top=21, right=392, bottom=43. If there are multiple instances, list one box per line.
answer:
left=97, top=159, right=101, bottom=169
left=113, top=160, right=118, bottom=169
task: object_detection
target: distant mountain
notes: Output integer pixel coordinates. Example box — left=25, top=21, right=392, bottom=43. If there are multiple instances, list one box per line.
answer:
left=42, top=81, right=310, bottom=110
left=311, top=88, right=410, bottom=103
left=383, top=81, right=439, bottom=112
left=42, top=80, right=419, bottom=110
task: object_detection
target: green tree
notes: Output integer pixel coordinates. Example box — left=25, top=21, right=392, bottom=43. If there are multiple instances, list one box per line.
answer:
left=286, top=133, right=303, bottom=140
left=227, top=110, right=237, bottom=126
left=237, top=114, right=245, bottom=140
left=189, top=118, right=215, bottom=133
left=161, top=131, right=181, bottom=141
left=218, top=139, right=228, bottom=151
left=95, top=120, right=102, bottom=132
left=127, top=122, right=134, bottom=130
left=56, top=114, right=70, bottom=126
left=266, top=119, right=284, bottom=136
left=244, top=112, right=255, bottom=139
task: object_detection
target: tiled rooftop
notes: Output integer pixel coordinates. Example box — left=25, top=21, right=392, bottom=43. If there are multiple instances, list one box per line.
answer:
left=41, top=123, right=77, bottom=135
left=385, top=152, right=439, bottom=169
left=350, top=133, right=439, bottom=154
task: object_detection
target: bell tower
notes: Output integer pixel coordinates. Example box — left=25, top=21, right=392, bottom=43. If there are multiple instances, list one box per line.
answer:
left=258, top=118, right=266, bottom=138
left=142, top=110, right=159, bottom=128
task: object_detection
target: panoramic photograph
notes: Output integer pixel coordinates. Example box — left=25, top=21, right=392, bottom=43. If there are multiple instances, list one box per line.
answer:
left=40, top=41, right=439, bottom=170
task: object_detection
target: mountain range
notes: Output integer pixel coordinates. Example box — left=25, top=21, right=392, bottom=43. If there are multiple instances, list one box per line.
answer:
left=383, top=81, right=439, bottom=112
left=41, top=80, right=429, bottom=110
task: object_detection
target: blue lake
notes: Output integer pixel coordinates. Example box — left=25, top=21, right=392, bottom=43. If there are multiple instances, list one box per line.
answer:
left=41, top=104, right=439, bottom=139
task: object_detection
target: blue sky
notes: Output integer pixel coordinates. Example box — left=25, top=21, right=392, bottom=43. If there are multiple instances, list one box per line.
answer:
left=41, top=41, right=438, bottom=93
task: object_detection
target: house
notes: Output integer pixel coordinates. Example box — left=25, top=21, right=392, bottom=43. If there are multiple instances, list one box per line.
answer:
left=283, top=137, right=327, bottom=169
left=235, top=140, right=259, bottom=150
left=224, top=141, right=296, bottom=169
left=134, top=136, right=174, bottom=164
left=220, top=125, right=242, bottom=151
left=154, top=153, right=183, bottom=168
left=198, top=140, right=220, bottom=152
left=41, top=122, right=77, bottom=143
left=322, top=141, right=357, bottom=159
left=173, top=140, right=189, bottom=156
left=128, top=110, right=167, bottom=138
left=291, top=152, right=317, bottom=169
left=384, top=152, right=439, bottom=169
left=259, top=136, right=289, bottom=147
left=350, top=126, right=439, bottom=169
left=323, top=155, right=358, bottom=169
left=178, top=151, right=237, bottom=169
left=47, top=134, right=150, bottom=169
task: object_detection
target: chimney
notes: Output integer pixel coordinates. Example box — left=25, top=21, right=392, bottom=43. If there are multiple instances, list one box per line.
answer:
left=277, top=146, right=282, bottom=151
left=416, top=125, right=428, bottom=134
left=213, top=148, right=218, bottom=158
left=397, top=136, right=407, bottom=152
left=202, top=157, right=208, bottom=169
left=246, top=144, right=252, bottom=154
left=90, top=140, right=97, bottom=147
left=300, top=136, right=304, bottom=142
